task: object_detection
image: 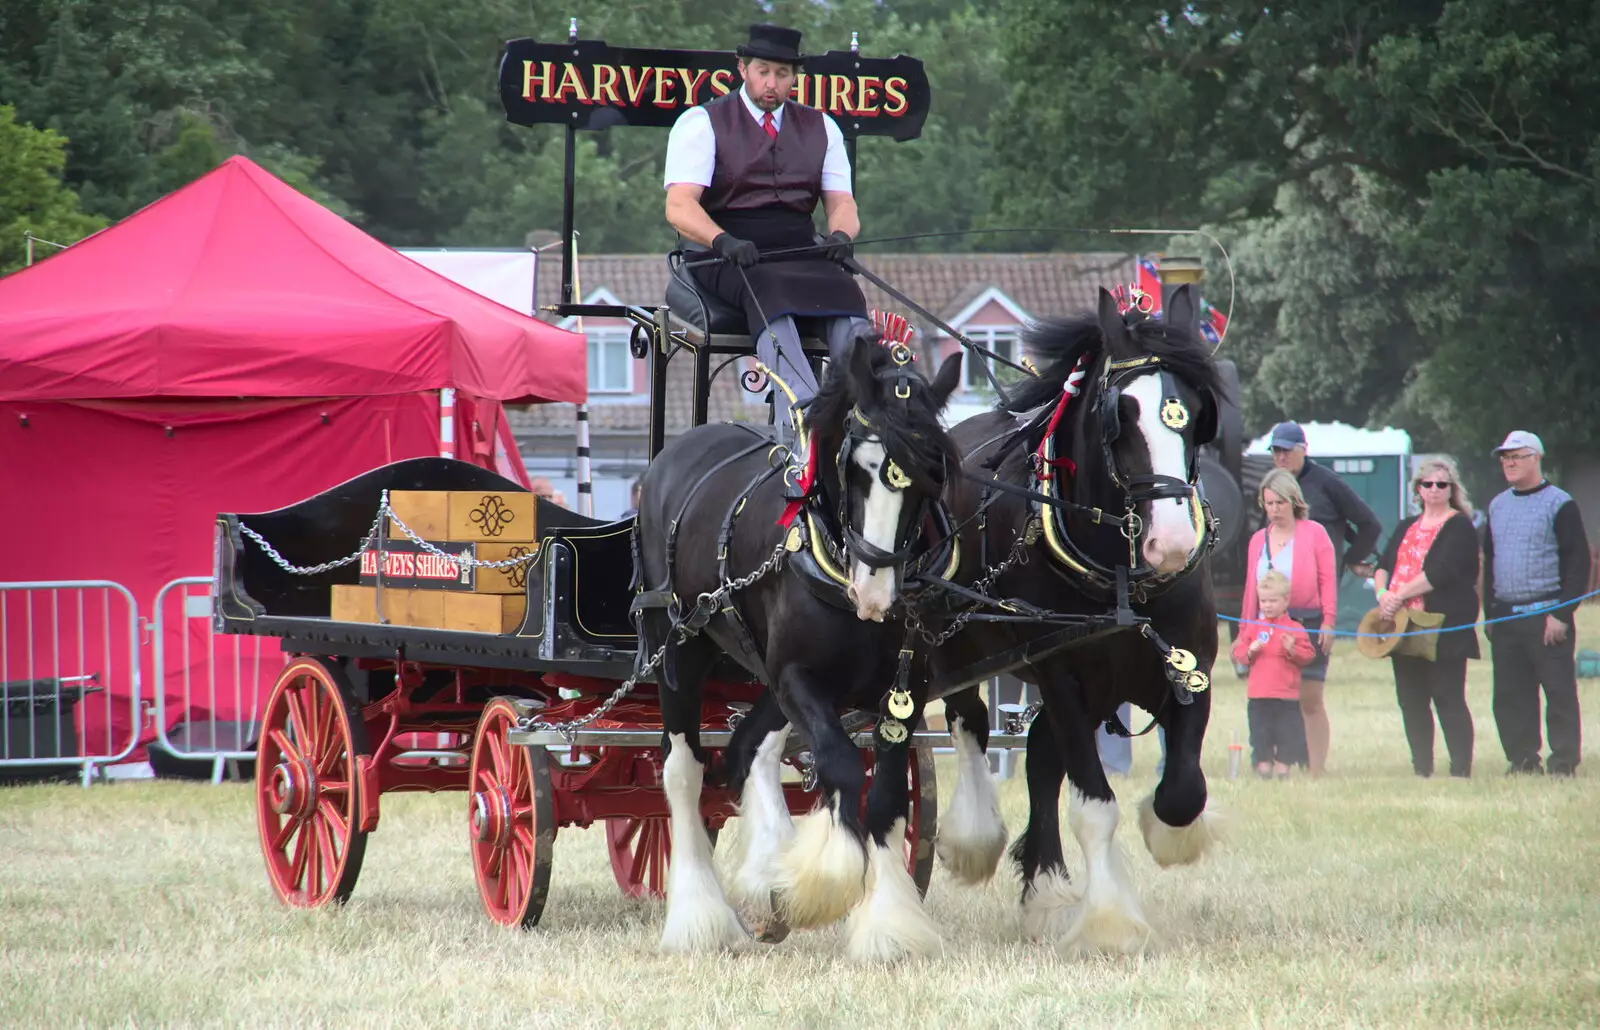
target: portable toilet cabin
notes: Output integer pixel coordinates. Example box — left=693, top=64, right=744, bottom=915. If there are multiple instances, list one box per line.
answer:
left=1245, top=422, right=1413, bottom=632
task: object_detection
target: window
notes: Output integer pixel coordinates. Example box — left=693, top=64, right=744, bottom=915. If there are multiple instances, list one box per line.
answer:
left=587, top=327, right=633, bottom=394
left=1333, top=458, right=1375, bottom=474
left=961, top=326, right=1025, bottom=392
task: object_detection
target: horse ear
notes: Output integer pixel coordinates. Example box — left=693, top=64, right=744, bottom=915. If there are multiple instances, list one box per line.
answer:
left=1165, top=283, right=1196, bottom=336
left=1096, top=287, right=1125, bottom=345
left=929, top=351, right=963, bottom=408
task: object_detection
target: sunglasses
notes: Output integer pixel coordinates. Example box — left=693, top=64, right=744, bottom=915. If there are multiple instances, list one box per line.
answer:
left=1418, top=480, right=1451, bottom=490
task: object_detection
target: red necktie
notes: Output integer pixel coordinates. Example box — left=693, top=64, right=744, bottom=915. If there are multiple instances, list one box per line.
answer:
left=762, top=111, right=778, bottom=141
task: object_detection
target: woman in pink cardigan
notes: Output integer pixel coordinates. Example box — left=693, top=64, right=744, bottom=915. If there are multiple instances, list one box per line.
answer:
left=1240, top=468, right=1339, bottom=777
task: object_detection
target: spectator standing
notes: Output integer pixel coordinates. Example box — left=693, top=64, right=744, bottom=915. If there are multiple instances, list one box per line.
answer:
left=1241, top=469, right=1339, bottom=776
left=1372, top=457, right=1480, bottom=778
left=1231, top=570, right=1315, bottom=778
left=622, top=477, right=643, bottom=519
left=1267, top=422, right=1384, bottom=581
left=1481, top=431, right=1590, bottom=776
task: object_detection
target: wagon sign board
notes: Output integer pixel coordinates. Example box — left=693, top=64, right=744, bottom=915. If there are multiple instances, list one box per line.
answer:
left=498, top=39, right=931, bottom=141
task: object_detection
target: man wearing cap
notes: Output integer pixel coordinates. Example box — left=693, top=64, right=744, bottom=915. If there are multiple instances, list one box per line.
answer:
left=663, top=23, right=871, bottom=485
left=1482, top=431, right=1590, bottom=775
left=1267, top=421, right=1384, bottom=590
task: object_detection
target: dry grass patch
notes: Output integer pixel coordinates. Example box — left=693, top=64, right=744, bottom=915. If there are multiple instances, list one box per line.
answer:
left=3, top=614, right=1599, bottom=1028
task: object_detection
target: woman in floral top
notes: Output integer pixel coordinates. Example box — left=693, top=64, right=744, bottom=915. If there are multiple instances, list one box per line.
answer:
left=1373, top=456, right=1483, bottom=777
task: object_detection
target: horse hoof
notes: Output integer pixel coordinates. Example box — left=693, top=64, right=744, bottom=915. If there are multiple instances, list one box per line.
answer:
left=746, top=893, right=791, bottom=943
left=1061, top=903, right=1152, bottom=957
left=1138, top=794, right=1220, bottom=868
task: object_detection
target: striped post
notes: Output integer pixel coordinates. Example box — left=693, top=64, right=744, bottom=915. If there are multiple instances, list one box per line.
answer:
left=570, top=232, right=594, bottom=516
left=575, top=406, right=593, bottom=516
left=439, top=387, right=456, bottom=459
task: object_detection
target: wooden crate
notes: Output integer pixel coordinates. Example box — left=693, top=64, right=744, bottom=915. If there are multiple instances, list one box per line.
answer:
left=330, top=584, right=446, bottom=629
left=472, top=543, right=540, bottom=594
left=442, top=591, right=527, bottom=635
left=387, top=490, right=537, bottom=544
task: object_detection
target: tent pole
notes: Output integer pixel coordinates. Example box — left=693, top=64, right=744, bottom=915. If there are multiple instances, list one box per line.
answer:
left=439, top=388, right=456, bottom=459
left=559, top=17, right=578, bottom=309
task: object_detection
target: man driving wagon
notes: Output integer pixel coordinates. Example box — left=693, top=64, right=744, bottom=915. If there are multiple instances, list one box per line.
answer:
left=663, top=23, right=873, bottom=498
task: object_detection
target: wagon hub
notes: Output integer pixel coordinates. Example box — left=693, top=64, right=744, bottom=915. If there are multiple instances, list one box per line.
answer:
left=268, top=759, right=316, bottom=819
left=470, top=787, right=512, bottom=846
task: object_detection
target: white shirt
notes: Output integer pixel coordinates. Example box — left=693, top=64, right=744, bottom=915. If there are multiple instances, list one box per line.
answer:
left=662, top=87, right=852, bottom=194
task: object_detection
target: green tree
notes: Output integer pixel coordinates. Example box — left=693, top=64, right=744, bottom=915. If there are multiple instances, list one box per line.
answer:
left=0, top=105, right=106, bottom=275
left=991, top=0, right=1600, bottom=471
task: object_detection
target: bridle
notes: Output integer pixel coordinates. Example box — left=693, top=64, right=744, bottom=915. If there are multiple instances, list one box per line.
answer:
left=819, top=342, right=949, bottom=578
left=1036, top=350, right=1217, bottom=599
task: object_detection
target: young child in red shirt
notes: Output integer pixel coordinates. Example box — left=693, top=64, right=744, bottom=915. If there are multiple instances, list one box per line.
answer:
left=1230, top=569, right=1316, bottom=778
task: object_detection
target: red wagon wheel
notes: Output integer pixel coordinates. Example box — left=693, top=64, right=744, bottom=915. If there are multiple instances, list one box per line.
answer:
left=605, top=748, right=718, bottom=901
left=469, top=698, right=554, bottom=928
left=255, top=656, right=371, bottom=908
left=606, top=816, right=671, bottom=899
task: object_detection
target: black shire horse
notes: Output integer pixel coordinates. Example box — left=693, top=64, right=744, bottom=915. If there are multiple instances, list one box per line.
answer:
left=935, top=285, right=1226, bottom=955
left=633, top=335, right=961, bottom=959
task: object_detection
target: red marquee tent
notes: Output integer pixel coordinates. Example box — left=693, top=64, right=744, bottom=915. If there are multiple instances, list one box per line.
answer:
left=0, top=156, right=584, bottom=768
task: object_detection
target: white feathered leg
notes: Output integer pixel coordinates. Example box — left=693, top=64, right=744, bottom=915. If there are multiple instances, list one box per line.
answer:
left=730, top=726, right=795, bottom=938
left=658, top=733, right=747, bottom=953
left=1057, top=788, right=1150, bottom=956
left=846, top=818, right=943, bottom=963
left=935, top=716, right=1008, bottom=884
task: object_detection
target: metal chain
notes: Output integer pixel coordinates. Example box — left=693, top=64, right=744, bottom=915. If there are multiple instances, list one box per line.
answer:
left=384, top=493, right=540, bottom=570
left=905, top=522, right=1035, bottom=647
left=518, top=540, right=790, bottom=742
left=241, top=492, right=541, bottom=574
left=239, top=507, right=386, bottom=576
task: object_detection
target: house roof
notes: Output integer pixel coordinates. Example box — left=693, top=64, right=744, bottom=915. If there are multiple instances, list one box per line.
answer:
left=510, top=251, right=1138, bottom=437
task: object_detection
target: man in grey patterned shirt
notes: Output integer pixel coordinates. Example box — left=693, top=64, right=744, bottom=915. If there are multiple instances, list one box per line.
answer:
left=1481, top=431, right=1590, bottom=776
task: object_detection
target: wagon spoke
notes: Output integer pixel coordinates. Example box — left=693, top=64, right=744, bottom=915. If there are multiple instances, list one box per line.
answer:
left=314, top=705, right=343, bottom=775
left=511, top=802, right=532, bottom=821
left=643, top=822, right=666, bottom=894
left=315, top=812, right=339, bottom=880
left=493, top=850, right=511, bottom=907
left=269, top=729, right=304, bottom=767
left=318, top=778, right=349, bottom=797
left=317, top=798, right=349, bottom=845
left=305, top=818, right=324, bottom=898
left=288, top=820, right=310, bottom=889
left=286, top=689, right=314, bottom=756
left=271, top=814, right=299, bottom=852
left=487, top=731, right=508, bottom=780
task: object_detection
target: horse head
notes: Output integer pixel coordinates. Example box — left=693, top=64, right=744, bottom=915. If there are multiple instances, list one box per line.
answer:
left=805, top=332, right=962, bottom=621
left=1090, top=283, right=1222, bottom=574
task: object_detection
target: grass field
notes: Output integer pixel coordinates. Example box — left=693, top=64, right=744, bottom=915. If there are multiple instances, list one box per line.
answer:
left=3, top=617, right=1600, bottom=1029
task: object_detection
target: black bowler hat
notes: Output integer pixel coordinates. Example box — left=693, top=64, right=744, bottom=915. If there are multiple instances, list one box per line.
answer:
left=736, top=24, right=807, bottom=65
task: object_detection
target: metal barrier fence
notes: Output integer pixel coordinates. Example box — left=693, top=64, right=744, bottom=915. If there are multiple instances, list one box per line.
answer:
left=152, top=577, right=283, bottom=784
left=0, top=582, right=142, bottom=786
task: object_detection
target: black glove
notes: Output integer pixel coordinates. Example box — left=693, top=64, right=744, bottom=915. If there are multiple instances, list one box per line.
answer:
left=711, top=233, right=760, bottom=268
left=822, top=229, right=854, bottom=264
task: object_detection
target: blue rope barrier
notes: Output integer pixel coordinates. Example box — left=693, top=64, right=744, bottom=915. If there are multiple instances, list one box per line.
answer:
left=1220, top=587, right=1600, bottom=639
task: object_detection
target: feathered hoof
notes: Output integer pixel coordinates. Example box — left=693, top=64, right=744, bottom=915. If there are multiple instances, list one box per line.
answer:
left=1060, top=900, right=1152, bottom=957
left=935, top=823, right=1008, bottom=885
left=740, top=892, right=791, bottom=944
left=658, top=894, right=749, bottom=954
left=1138, top=794, right=1220, bottom=868
left=845, top=837, right=943, bottom=963
left=772, top=808, right=867, bottom=929
left=1020, top=869, right=1082, bottom=942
